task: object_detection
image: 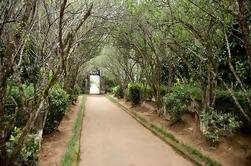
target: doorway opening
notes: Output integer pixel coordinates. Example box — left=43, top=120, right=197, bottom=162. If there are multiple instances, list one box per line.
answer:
left=89, top=75, right=100, bottom=94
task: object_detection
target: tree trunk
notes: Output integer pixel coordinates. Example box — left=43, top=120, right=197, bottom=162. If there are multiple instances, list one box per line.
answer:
left=0, top=43, right=14, bottom=166
left=10, top=99, right=46, bottom=164
left=167, top=64, right=173, bottom=91
left=0, top=89, right=8, bottom=166
left=236, top=0, right=251, bottom=69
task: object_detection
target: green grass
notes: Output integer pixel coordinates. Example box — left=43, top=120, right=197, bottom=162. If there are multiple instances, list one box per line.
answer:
left=61, top=95, right=87, bottom=166
left=106, top=95, right=221, bottom=166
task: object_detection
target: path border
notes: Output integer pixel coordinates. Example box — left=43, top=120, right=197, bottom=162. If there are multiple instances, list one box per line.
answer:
left=61, top=95, right=87, bottom=166
left=106, top=95, right=221, bottom=166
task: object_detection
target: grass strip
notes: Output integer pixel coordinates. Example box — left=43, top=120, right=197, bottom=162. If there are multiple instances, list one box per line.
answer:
left=106, top=95, right=221, bottom=166
left=61, top=95, right=87, bottom=166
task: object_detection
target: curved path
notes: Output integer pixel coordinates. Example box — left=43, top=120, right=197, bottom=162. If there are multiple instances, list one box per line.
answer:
left=79, top=96, right=192, bottom=166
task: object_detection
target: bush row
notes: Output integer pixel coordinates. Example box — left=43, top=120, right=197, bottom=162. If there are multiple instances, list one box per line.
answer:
left=111, top=82, right=248, bottom=145
left=162, top=83, right=247, bottom=144
left=112, top=83, right=167, bottom=105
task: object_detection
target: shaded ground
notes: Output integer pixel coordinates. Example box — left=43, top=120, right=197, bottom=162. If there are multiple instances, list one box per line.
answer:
left=39, top=96, right=81, bottom=166
left=117, top=98, right=251, bottom=166
left=79, top=95, right=192, bottom=166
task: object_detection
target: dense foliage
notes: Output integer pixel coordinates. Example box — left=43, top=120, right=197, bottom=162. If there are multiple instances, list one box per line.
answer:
left=1, top=0, right=251, bottom=164
left=0, top=0, right=119, bottom=164
left=4, top=85, right=34, bottom=127
left=112, top=85, right=124, bottom=98
left=200, top=110, right=242, bottom=145
left=215, top=90, right=251, bottom=116
left=162, top=83, right=200, bottom=123
left=44, top=85, right=70, bottom=134
left=162, top=94, right=187, bottom=123
left=7, top=127, right=39, bottom=166
left=97, top=0, right=251, bottom=145
left=128, top=83, right=142, bottom=105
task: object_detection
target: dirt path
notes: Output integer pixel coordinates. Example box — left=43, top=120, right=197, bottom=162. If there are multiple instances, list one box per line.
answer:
left=79, top=96, right=192, bottom=166
left=39, top=96, right=82, bottom=166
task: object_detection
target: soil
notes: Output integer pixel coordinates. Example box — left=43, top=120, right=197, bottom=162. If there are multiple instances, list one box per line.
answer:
left=79, top=95, right=192, bottom=166
left=117, top=98, right=251, bottom=166
left=38, top=96, right=82, bottom=166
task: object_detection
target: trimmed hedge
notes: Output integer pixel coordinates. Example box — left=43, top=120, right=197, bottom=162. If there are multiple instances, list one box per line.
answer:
left=112, top=85, right=124, bottom=98
left=44, top=85, right=70, bottom=134
left=128, top=83, right=142, bottom=105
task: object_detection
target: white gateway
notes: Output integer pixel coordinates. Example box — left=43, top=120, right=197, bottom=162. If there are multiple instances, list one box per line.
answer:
left=89, top=75, right=100, bottom=94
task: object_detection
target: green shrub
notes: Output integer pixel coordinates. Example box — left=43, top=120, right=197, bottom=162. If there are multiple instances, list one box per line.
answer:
left=7, top=127, right=39, bottom=166
left=215, top=90, right=251, bottom=117
left=112, top=85, right=124, bottom=98
left=104, top=77, right=116, bottom=93
left=142, top=85, right=153, bottom=100
left=124, top=88, right=130, bottom=101
left=200, top=109, right=242, bottom=145
left=128, top=83, right=142, bottom=105
left=162, top=83, right=201, bottom=123
left=4, top=86, right=22, bottom=115
left=162, top=93, right=187, bottom=123
left=160, top=84, right=168, bottom=97
left=106, top=87, right=113, bottom=93
left=73, top=84, right=82, bottom=95
left=171, top=82, right=202, bottom=101
left=141, top=85, right=166, bottom=101
left=44, top=85, right=70, bottom=134
left=4, top=85, right=34, bottom=127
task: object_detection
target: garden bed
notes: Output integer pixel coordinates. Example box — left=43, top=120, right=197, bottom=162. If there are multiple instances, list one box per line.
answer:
left=114, top=97, right=251, bottom=166
left=38, top=96, right=83, bottom=166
